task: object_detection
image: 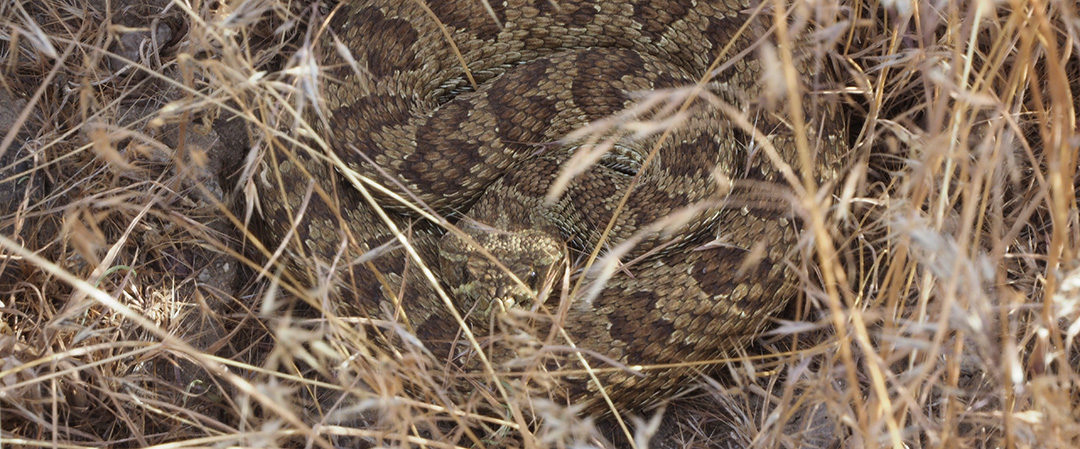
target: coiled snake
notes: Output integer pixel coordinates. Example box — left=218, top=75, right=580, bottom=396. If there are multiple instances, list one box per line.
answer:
left=256, top=0, right=844, bottom=410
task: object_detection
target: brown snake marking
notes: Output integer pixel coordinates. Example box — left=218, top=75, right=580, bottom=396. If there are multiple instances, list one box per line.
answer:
left=256, top=0, right=845, bottom=410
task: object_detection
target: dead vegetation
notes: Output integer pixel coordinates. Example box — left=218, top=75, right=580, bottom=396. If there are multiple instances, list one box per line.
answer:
left=1, top=0, right=1079, bottom=448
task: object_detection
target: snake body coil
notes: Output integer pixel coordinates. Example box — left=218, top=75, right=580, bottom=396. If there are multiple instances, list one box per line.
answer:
left=257, top=0, right=843, bottom=409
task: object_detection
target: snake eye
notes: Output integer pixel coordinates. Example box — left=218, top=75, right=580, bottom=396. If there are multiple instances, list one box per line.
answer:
left=526, top=270, right=539, bottom=286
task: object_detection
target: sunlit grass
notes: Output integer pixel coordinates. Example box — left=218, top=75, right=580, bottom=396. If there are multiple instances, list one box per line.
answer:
left=1, top=0, right=1077, bottom=447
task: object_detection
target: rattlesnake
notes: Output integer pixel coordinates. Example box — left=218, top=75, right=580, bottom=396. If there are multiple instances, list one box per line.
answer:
left=256, top=0, right=844, bottom=409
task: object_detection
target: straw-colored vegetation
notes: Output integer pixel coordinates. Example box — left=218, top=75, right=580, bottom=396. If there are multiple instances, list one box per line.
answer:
left=1, top=0, right=1078, bottom=447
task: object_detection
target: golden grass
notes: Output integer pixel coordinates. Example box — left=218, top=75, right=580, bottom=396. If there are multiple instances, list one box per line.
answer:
left=1, top=0, right=1078, bottom=448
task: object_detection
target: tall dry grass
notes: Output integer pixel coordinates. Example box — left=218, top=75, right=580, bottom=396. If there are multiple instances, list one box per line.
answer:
left=1, top=0, right=1078, bottom=448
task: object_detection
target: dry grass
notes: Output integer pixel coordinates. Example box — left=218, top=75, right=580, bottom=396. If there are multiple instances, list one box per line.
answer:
left=2, top=0, right=1079, bottom=448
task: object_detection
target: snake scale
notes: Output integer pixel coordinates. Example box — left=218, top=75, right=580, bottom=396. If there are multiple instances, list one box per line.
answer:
left=256, top=0, right=844, bottom=410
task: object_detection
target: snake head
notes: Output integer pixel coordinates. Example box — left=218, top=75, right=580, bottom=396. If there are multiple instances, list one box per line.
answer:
left=439, top=224, right=563, bottom=324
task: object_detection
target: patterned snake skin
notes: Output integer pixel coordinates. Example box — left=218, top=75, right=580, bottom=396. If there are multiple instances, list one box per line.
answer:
left=256, top=0, right=844, bottom=409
